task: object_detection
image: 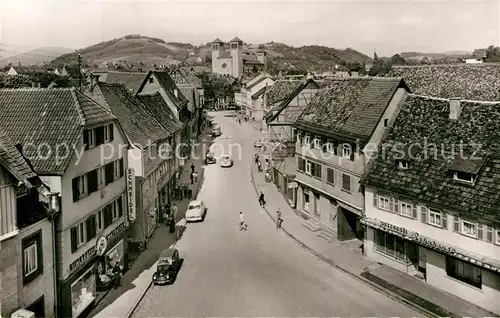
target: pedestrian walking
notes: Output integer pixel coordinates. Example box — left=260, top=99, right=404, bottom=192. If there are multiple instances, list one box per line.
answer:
left=259, top=191, right=265, bottom=207
left=193, top=171, right=199, bottom=183
left=254, top=154, right=259, bottom=164
left=113, top=263, right=122, bottom=288
left=257, top=161, right=262, bottom=172
left=239, top=212, right=247, bottom=231
left=276, top=209, right=283, bottom=229
left=171, top=204, right=178, bottom=223
left=191, top=163, right=195, bottom=173
left=190, top=172, right=194, bottom=184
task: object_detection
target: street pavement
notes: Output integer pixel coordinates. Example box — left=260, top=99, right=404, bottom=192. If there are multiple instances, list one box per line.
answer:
left=130, top=112, right=422, bottom=317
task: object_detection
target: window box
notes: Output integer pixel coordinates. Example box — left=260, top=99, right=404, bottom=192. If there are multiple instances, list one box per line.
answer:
left=22, top=230, right=43, bottom=285
left=446, top=256, right=482, bottom=289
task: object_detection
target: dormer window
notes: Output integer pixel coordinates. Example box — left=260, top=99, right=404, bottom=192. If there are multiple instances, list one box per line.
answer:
left=398, top=160, right=409, bottom=169
left=304, top=134, right=311, bottom=147
left=449, top=155, right=483, bottom=185
left=454, top=171, right=475, bottom=184
left=313, top=137, right=321, bottom=149
left=342, top=144, right=351, bottom=158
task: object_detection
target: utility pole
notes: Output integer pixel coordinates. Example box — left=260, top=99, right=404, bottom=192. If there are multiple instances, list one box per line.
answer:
left=77, top=54, right=82, bottom=90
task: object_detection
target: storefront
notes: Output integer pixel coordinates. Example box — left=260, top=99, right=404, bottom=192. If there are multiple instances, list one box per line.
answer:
left=59, top=222, right=128, bottom=317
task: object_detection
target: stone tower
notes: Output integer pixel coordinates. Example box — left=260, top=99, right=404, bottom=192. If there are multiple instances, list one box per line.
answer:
left=229, top=37, right=243, bottom=78
left=211, top=38, right=224, bottom=74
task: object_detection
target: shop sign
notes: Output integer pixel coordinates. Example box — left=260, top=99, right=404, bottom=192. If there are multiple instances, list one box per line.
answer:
left=96, top=236, right=107, bottom=256
left=126, top=168, right=136, bottom=222
left=408, top=232, right=456, bottom=255
left=380, top=221, right=408, bottom=236
left=106, top=222, right=127, bottom=242
left=69, top=246, right=96, bottom=272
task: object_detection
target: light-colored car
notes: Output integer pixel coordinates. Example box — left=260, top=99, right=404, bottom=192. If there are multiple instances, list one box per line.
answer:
left=185, top=200, right=206, bottom=222
left=220, top=155, right=234, bottom=168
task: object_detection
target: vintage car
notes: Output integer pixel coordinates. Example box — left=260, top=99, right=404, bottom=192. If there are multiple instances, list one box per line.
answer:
left=212, top=126, right=221, bottom=137
left=185, top=200, right=207, bottom=222
left=220, top=155, right=234, bottom=168
left=205, top=151, right=216, bottom=164
left=152, top=248, right=181, bottom=285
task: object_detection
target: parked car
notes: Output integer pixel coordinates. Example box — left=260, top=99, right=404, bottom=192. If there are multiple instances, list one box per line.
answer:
left=152, top=248, right=181, bottom=285
left=205, top=151, right=216, bottom=164
left=212, top=126, right=221, bottom=137
left=220, top=155, right=234, bottom=168
left=185, top=200, right=206, bottom=222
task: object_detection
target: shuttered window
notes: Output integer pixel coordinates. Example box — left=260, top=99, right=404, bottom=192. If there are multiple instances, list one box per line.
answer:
left=105, top=162, right=114, bottom=185
left=87, top=169, right=98, bottom=193
left=85, top=215, right=97, bottom=242
left=103, top=204, right=113, bottom=227
left=70, top=227, right=78, bottom=253
left=95, top=126, right=105, bottom=146
left=326, top=168, right=334, bottom=184
left=72, top=178, right=80, bottom=202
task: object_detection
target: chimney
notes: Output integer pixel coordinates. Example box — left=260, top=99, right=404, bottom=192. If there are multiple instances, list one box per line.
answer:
left=449, top=98, right=461, bottom=120
left=306, top=72, right=313, bottom=80
left=174, top=89, right=178, bottom=98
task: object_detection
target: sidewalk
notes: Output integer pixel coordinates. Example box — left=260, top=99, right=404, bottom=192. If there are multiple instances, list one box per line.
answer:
left=250, top=160, right=497, bottom=318
left=89, top=129, right=212, bottom=318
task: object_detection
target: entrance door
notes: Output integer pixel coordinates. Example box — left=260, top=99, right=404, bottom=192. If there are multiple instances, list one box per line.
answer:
left=418, top=247, right=427, bottom=280
left=329, top=200, right=338, bottom=227
left=26, top=296, right=45, bottom=318
left=314, top=193, right=320, bottom=218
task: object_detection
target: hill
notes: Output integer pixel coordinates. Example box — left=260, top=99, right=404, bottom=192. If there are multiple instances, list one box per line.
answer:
left=0, top=46, right=73, bottom=67
left=49, top=35, right=372, bottom=73
left=400, top=50, right=472, bottom=62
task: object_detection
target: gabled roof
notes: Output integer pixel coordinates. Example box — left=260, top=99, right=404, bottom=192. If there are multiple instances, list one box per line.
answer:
left=0, top=127, right=36, bottom=183
left=230, top=36, right=243, bottom=43
left=362, top=94, right=500, bottom=226
left=246, top=73, right=273, bottom=90
left=97, top=83, right=170, bottom=148
left=387, top=64, right=500, bottom=101
left=266, top=78, right=317, bottom=123
left=104, top=71, right=148, bottom=94
left=267, top=80, right=304, bottom=106
left=136, top=93, right=183, bottom=134
left=138, top=71, right=189, bottom=110
left=294, top=77, right=409, bottom=143
left=251, top=85, right=267, bottom=99
left=212, top=38, right=224, bottom=44
left=177, top=84, right=196, bottom=109
left=0, top=88, right=115, bottom=175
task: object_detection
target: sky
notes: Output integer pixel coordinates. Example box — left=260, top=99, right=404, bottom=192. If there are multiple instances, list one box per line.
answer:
left=0, top=0, right=499, bottom=58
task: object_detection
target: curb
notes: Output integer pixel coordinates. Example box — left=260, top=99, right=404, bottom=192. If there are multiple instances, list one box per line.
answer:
left=248, top=164, right=438, bottom=318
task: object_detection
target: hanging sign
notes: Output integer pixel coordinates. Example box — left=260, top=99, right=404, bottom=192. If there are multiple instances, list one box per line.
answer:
left=126, top=168, right=136, bottom=222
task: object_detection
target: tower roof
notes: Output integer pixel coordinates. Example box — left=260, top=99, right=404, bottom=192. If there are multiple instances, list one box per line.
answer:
left=230, top=36, right=243, bottom=43
left=212, top=37, right=224, bottom=44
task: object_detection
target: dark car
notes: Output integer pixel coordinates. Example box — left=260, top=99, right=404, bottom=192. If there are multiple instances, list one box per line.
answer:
left=152, top=248, right=181, bottom=285
left=205, top=152, right=216, bottom=164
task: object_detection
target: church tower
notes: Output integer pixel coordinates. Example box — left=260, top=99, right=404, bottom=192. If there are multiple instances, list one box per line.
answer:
left=229, top=37, right=243, bottom=78
left=211, top=38, right=224, bottom=74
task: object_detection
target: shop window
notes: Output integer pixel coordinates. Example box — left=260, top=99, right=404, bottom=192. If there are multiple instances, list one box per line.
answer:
left=71, top=267, right=96, bottom=317
left=342, top=173, right=351, bottom=192
left=22, top=230, right=43, bottom=285
left=446, top=256, right=482, bottom=289
left=97, top=240, right=124, bottom=289
left=374, top=229, right=408, bottom=263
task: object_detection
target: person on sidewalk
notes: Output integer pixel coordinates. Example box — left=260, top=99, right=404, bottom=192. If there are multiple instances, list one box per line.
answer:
left=258, top=191, right=265, bottom=207
left=276, top=209, right=283, bottom=229
left=190, top=172, right=194, bottom=184
left=257, top=161, right=262, bottom=172
left=191, top=163, right=195, bottom=173
left=193, top=171, right=199, bottom=183
left=113, top=263, right=122, bottom=288
left=254, top=154, right=259, bottom=165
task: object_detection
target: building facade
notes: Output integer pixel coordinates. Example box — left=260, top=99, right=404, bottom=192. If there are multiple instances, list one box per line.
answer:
left=0, top=88, right=130, bottom=318
left=235, top=73, right=275, bottom=120
left=361, top=95, right=500, bottom=315
left=293, top=77, right=410, bottom=241
left=0, top=129, right=56, bottom=318
left=211, top=37, right=243, bottom=78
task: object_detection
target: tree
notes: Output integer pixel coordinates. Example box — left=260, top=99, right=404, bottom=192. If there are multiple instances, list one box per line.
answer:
left=485, top=45, right=500, bottom=62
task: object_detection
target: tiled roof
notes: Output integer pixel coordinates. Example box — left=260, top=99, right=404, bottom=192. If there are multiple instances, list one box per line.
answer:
left=177, top=84, right=196, bottom=110
left=104, top=71, right=148, bottom=94
left=230, top=36, right=243, bottom=43
left=98, top=83, right=170, bottom=148
left=387, top=64, right=500, bottom=101
left=185, top=76, right=202, bottom=88
left=0, top=88, right=115, bottom=175
left=294, top=77, right=407, bottom=143
left=266, top=80, right=303, bottom=106
left=362, top=95, right=500, bottom=226
left=136, top=93, right=183, bottom=134
left=212, top=38, right=224, bottom=44
left=152, top=71, right=188, bottom=109
left=0, top=127, right=36, bottom=182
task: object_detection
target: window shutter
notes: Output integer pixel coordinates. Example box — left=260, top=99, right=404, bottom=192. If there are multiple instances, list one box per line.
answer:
left=317, top=163, right=322, bottom=178
left=420, top=206, right=427, bottom=223
left=373, top=190, right=378, bottom=207
left=393, top=197, right=399, bottom=213
left=333, top=143, right=338, bottom=156
left=86, top=216, right=96, bottom=242
left=83, top=130, right=90, bottom=150
left=453, top=216, right=460, bottom=232
left=118, top=196, right=123, bottom=217
left=105, top=163, right=114, bottom=185
left=104, top=205, right=112, bottom=227
left=477, top=223, right=484, bottom=240
left=72, top=178, right=80, bottom=202
left=412, top=203, right=417, bottom=218
left=70, top=227, right=78, bottom=253
left=311, top=162, right=316, bottom=176
left=119, top=158, right=124, bottom=177
left=95, top=126, right=105, bottom=146
left=442, top=213, right=448, bottom=229
left=108, top=123, right=114, bottom=141
left=485, top=225, right=493, bottom=242
left=389, top=197, right=394, bottom=211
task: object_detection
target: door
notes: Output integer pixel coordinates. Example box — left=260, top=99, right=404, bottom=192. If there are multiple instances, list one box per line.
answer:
left=26, top=296, right=45, bottom=318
